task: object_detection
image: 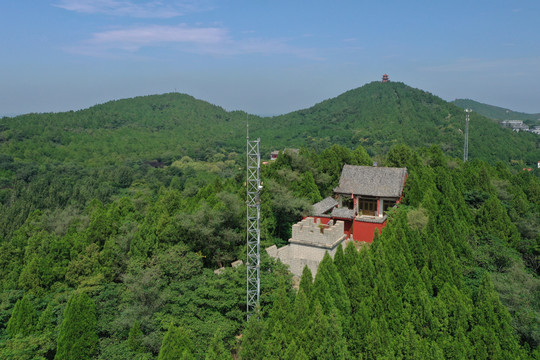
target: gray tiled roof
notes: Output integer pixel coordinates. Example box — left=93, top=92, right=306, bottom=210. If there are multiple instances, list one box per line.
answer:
left=312, top=197, right=338, bottom=215
left=331, top=207, right=355, bottom=219
left=333, top=165, right=407, bottom=198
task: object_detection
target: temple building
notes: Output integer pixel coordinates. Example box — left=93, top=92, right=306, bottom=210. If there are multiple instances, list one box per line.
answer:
left=326, top=165, right=407, bottom=242
left=266, top=164, right=407, bottom=278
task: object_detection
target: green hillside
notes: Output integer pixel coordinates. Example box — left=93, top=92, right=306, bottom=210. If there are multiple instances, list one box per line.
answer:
left=1, top=80, right=540, bottom=358
left=1, top=82, right=539, bottom=169
left=453, top=98, right=540, bottom=124
left=0, top=142, right=539, bottom=359
left=264, top=82, right=539, bottom=165
left=0, top=93, right=253, bottom=166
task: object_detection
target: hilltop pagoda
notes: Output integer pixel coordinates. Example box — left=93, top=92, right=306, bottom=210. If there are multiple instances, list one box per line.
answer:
left=382, top=74, right=389, bottom=82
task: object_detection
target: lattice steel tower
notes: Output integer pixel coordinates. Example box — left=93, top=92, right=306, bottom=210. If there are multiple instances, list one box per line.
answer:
left=246, top=131, right=261, bottom=320
left=464, top=109, right=472, bottom=162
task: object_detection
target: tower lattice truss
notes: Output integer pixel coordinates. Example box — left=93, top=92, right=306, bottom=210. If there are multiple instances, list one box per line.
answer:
left=246, top=138, right=261, bottom=319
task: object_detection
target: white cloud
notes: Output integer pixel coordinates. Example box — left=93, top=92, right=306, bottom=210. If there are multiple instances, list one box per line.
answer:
left=54, top=1, right=319, bottom=59
left=65, top=24, right=321, bottom=59
left=53, top=0, right=209, bottom=18
left=90, top=24, right=226, bottom=46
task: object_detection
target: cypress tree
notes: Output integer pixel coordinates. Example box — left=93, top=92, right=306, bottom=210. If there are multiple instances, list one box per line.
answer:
left=298, top=265, right=313, bottom=300
left=158, top=324, right=194, bottom=360
left=128, top=320, right=144, bottom=353
left=333, top=243, right=345, bottom=279
left=305, top=301, right=350, bottom=360
left=365, top=316, right=391, bottom=359
left=36, top=302, right=54, bottom=333
left=312, top=252, right=350, bottom=321
left=283, top=339, right=308, bottom=360
left=293, top=172, right=322, bottom=203
left=205, top=329, right=232, bottom=360
left=264, top=282, right=293, bottom=359
left=240, top=313, right=267, bottom=360
left=471, top=273, right=521, bottom=359
left=475, top=196, right=520, bottom=245
left=55, top=291, right=98, bottom=360
left=264, top=321, right=291, bottom=360
left=6, top=294, right=36, bottom=338
left=343, top=241, right=361, bottom=271
left=292, top=289, right=310, bottom=341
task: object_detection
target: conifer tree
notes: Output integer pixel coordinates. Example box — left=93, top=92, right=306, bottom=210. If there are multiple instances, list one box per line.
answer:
left=305, top=301, right=350, bottom=360
left=55, top=291, right=98, bottom=360
left=240, top=312, right=267, bottom=360
left=334, top=243, right=345, bottom=277
left=475, top=196, right=520, bottom=245
left=205, top=329, right=232, bottom=360
left=293, top=172, right=322, bottom=203
left=267, top=280, right=292, bottom=331
left=36, top=302, right=54, bottom=333
left=312, top=252, right=350, bottom=323
left=264, top=281, right=293, bottom=359
left=365, top=316, right=391, bottom=359
left=343, top=241, right=361, bottom=270
left=292, top=289, right=310, bottom=342
left=158, top=324, right=194, bottom=360
left=6, top=294, right=36, bottom=338
left=128, top=320, right=144, bottom=353
left=356, top=247, right=376, bottom=299
left=350, top=299, right=372, bottom=356
left=470, top=273, right=522, bottom=359
left=298, top=265, right=313, bottom=300
left=283, top=339, right=308, bottom=360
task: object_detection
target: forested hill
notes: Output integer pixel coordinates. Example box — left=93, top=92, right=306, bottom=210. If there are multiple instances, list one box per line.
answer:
left=453, top=98, right=540, bottom=123
left=1, top=82, right=539, bottom=168
left=1, top=81, right=540, bottom=358
left=0, top=93, right=253, bottom=166
left=264, top=82, right=539, bottom=165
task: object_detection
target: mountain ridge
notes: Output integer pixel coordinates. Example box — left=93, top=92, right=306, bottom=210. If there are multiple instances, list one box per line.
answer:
left=1, top=81, right=538, bottom=166
left=452, top=98, right=540, bottom=123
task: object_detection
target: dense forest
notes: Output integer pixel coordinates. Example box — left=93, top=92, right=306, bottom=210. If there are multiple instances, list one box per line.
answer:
left=0, top=82, right=539, bottom=359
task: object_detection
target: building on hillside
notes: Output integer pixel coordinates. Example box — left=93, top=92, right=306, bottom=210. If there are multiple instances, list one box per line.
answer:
left=501, top=120, right=529, bottom=132
left=382, top=74, right=389, bottom=82
left=318, top=165, right=407, bottom=243
left=270, top=151, right=280, bottom=160
left=266, top=164, right=407, bottom=278
left=270, top=148, right=299, bottom=161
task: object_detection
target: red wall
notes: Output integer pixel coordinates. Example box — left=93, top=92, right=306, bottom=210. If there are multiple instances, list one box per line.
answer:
left=304, top=216, right=385, bottom=243
left=352, top=219, right=386, bottom=243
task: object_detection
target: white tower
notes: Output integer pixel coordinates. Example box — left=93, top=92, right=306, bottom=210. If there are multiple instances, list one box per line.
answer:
left=464, top=109, right=472, bottom=162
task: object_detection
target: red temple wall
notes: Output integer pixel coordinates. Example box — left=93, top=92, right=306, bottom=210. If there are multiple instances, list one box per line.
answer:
left=352, top=220, right=386, bottom=243
left=303, top=216, right=386, bottom=243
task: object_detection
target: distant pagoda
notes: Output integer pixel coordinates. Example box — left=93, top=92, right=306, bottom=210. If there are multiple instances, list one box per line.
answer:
left=382, top=74, right=389, bottom=82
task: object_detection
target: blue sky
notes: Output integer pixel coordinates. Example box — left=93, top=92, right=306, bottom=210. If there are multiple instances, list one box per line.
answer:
left=1, top=0, right=539, bottom=116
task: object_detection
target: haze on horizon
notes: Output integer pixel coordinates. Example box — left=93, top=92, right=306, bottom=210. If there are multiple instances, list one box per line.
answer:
left=1, top=1, right=539, bottom=117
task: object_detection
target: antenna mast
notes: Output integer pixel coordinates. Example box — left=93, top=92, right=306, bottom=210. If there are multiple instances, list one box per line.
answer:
left=464, top=109, right=471, bottom=162
left=246, top=127, right=261, bottom=320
